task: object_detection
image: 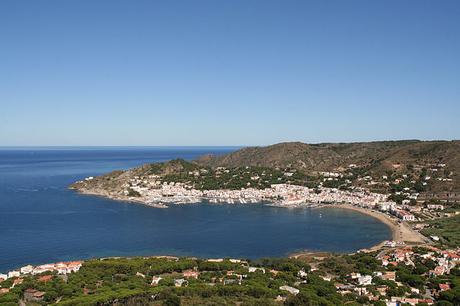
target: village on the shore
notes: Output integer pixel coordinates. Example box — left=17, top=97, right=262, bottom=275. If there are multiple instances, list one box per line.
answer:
left=3, top=160, right=458, bottom=305
left=75, top=160, right=459, bottom=241
left=70, top=159, right=460, bottom=257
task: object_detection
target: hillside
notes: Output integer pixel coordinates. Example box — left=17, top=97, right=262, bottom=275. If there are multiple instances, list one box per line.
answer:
left=70, top=140, right=460, bottom=204
left=1, top=249, right=459, bottom=305
left=196, top=140, right=460, bottom=192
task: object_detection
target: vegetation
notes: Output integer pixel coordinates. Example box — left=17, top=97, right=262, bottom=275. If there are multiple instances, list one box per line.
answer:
left=422, top=215, right=460, bottom=247
left=0, top=257, right=346, bottom=305
left=196, top=140, right=460, bottom=192
left=161, top=164, right=312, bottom=190
left=2, top=249, right=459, bottom=305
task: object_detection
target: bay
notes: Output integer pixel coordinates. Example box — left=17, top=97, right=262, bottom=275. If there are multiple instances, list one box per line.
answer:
left=0, top=147, right=391, bottom=272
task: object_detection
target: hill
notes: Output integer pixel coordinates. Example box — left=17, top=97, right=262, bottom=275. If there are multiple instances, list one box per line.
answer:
left=195, top=140, right=460, bottom=193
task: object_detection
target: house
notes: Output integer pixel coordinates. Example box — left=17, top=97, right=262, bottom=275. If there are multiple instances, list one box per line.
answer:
left=439, top=283, right=450, bottom=291
left=65, top=261, right=83, bottom=273
left=358, top=275, right=372, bottom=286
left=400, top=298, right=420, bottom=305
left=7, top=271, right=20, bottom=278
left=400, top=211, right=416, bottom=221
left=224, top=279, right=238, bottom=285
left=20, top=265, right=34, bottom=274
left=297, top=269, right=308, bottom=279
left=349, top=272, right=361, bottom=279
left=32, top=264, right=55, bottom=275
left=270, top=269, right=280, bottom=276
left=444, top=251, right=460, bottom=262
left=0, top=274, right=7, bottom=282
left=427, top=204, right=444, bottom=210
left=38, top=275, right=53, bottom=282
left=430, top=266, right=446, bottom=276
left=378, top=202, right=392, bottom=211
left=23, top=288, right=45, bottom=303
left=248, top=267, right=265, bottom=273
left=276, top=295, right=287, bottom=302
left=381, top=271, right=396, bottom=281
left=151, top=276, right=162, bottom=286
left=279, top=285, right=299, bottom=295
left=410, top=287, right=420, bottom=294
left=321, top=275, right=332, bottom=281
left=12, top=277, right=24, bottom=287
left=376, top=285, right=387, bottom=296
left=354, top=287, right=367, bottom=296
left=174, top=278, right=188, bottom=287
left=183, top=270, right=200, bottom=279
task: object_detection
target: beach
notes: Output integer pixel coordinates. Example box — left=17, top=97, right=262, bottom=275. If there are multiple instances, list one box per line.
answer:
left=289, top=204, right=430, bottom=259
left=320, top=204, right=429, bottom=246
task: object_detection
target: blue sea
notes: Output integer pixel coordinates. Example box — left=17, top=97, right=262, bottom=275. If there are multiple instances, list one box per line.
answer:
left=0, top=147, right=391, bottom=272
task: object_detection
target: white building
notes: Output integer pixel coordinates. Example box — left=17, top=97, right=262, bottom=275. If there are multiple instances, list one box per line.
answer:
left=298, top=269, right=308, bottom=279
left=248, top=267, right=265, bottom=273
left=20, top=265, right=33, bottom=274
left=7, top=271, right=20, bottom=278
left=280, top=285, right=300, bottom=295
left=427, top=204, right=444, bottom=210
left=174, top=278, right=188, bottom=287
left=151, top=276, right=162, bottom=286
left=358, top=275, right=372, bottom=286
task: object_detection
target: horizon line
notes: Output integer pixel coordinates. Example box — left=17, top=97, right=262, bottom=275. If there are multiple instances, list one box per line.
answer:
left=0, top=138, right=459, bottom=149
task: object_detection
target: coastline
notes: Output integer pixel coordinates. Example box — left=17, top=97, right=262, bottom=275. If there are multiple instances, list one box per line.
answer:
left=73, top=186, right=430, bottom=255
left=316, top=204, right=429, bottom=247
left=75, top=186, right=429, bottom=244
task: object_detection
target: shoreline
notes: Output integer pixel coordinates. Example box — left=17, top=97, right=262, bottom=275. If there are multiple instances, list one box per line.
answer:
left=74, top=188, right=430, bottom=255
left=318, top=204, right=399, bottom=240
left=316, top=204, right=429, bottom=247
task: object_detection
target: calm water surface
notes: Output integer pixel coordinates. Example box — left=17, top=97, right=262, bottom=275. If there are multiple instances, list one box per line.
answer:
left=0, top=147, right=391, bottom=272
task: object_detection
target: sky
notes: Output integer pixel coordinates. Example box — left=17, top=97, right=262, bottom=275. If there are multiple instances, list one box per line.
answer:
left=0, top=0, right=459, bottom=146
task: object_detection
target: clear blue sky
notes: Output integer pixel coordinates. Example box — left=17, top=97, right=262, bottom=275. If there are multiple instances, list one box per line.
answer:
left=1, top=0, right=459, bottom=146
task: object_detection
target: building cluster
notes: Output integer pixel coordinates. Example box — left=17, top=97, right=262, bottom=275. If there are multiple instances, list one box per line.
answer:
left=149, top=258, right=253, bottom=289
left=119, top=175, right=440, bottom=226
left=147, top=258, right=308, bottom=302
left=0, top=261, right=82, bottom=282
left=331, top=246, right=460, bottom=305
left=0, top=261, right=83, bottom=300
left=143, top=247, right=459, bottom=305
left=122, top=174, right=390, bottom=208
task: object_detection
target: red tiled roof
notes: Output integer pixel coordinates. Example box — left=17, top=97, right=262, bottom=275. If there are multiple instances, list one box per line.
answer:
left=38, top=275, right=53, bottom=282
left=439, top=283, right=450, bottom=291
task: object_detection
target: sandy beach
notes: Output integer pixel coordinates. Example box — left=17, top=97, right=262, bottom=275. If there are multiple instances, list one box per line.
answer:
left=320, top=204, right=429, bottom=247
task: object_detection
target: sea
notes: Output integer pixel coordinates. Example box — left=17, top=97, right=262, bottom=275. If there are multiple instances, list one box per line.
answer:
left=0, top=147, right=391, bottom=272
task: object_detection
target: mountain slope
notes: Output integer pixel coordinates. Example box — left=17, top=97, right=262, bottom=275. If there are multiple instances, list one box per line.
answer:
left=195, top=140, right=460, bottom=191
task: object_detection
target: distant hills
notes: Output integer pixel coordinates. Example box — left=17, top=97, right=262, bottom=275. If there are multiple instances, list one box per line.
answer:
left=196, top=140, right=460, bottom=192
